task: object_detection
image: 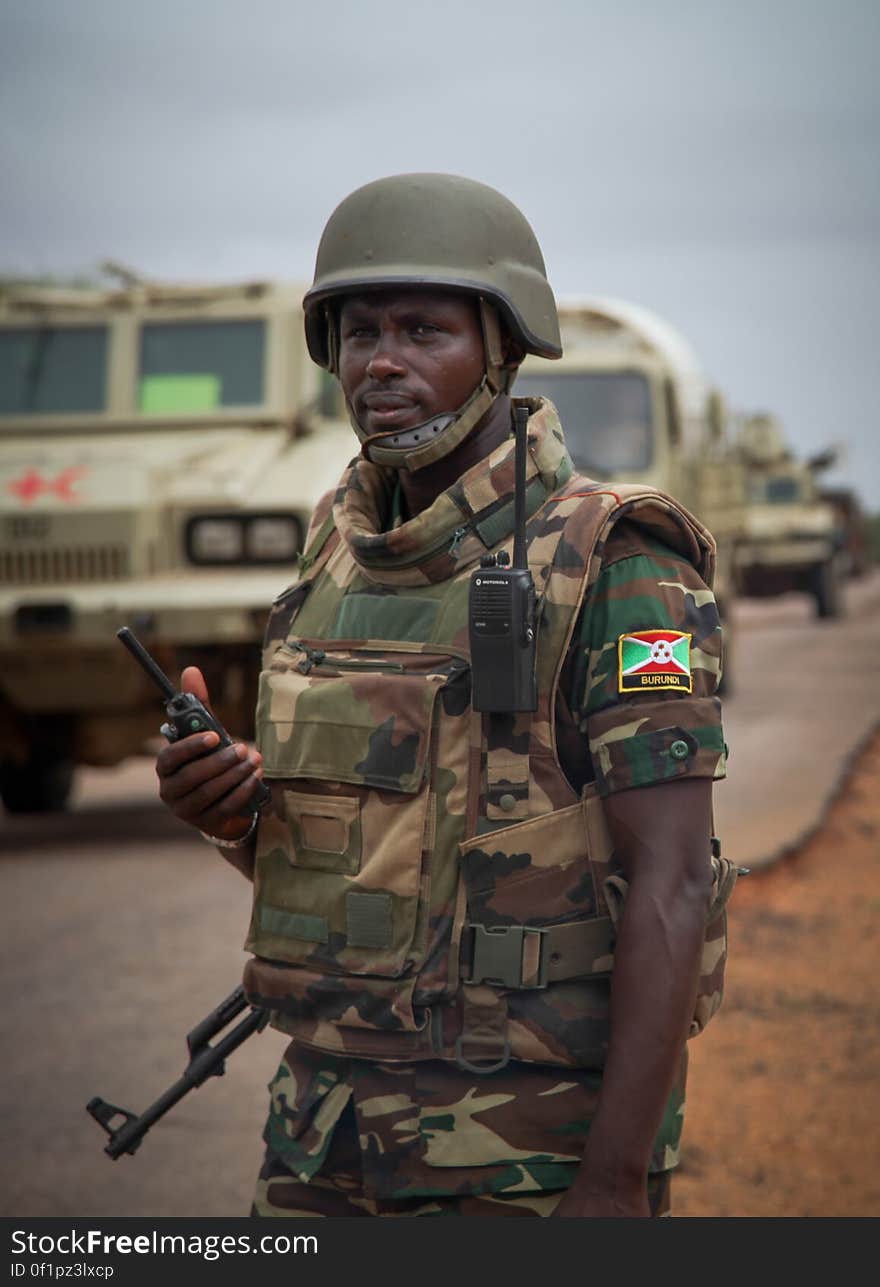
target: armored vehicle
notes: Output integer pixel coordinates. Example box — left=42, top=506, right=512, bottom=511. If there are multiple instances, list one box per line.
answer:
left=514, top=295, right=745, bottom=617
left=815, top=484, right=869, bottom=581
left=732, top=414, right=845, bottom=618
left=0, top=275, right=354, bottom=812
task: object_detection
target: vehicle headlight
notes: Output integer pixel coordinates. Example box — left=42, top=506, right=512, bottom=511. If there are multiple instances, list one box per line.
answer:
left=246, top=516, right=300, bottom=561
left=186, top=513, right=303, bottom=566
left=189, top=518, right=244, bottom=562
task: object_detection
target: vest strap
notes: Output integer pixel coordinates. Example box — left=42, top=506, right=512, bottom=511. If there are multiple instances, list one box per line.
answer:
left=296, top=509, right=338, bottom=578
left=460, top=915, right=616, bottom=990
left=485, top=735, right=531, bottom=821
left=454, top=984, right=511, bottom=1075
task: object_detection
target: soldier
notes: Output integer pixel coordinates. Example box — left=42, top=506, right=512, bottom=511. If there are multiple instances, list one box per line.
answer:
left=156, top=174, right=731, bottom=1217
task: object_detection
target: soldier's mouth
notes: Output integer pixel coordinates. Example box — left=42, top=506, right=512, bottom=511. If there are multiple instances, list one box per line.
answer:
left=361, top=394, right=421, bottom=426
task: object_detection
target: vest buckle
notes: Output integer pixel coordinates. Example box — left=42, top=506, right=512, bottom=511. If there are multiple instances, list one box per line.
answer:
left=461, top=924, right=550, bottom=990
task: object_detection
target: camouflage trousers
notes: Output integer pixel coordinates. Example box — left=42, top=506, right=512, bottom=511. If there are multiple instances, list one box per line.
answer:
left=252, top=1100, right=672, bottom=1217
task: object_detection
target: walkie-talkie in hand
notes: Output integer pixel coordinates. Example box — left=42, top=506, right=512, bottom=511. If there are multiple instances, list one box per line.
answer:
left=117, top=626, right=271, bottom=814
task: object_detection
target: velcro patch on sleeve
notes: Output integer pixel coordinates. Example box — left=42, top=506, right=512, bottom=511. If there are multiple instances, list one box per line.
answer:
left=618, top=629, right=692, bottom=693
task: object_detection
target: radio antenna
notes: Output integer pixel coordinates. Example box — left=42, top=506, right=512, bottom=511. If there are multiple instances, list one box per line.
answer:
left=513, top=404, right=528, bottom=571
left=116, top=626, right=176, bottom=701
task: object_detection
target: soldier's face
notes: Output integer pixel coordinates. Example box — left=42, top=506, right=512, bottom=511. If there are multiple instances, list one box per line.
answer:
left=337, top=290, right=485, bottom=436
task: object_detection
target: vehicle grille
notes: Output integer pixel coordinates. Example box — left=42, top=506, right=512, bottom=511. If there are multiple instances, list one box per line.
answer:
left=0, top=545, right=130, bottom=584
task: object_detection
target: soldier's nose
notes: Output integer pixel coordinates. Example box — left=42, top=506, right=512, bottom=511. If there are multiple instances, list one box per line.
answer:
left=366, top=349, right=406, bottom=380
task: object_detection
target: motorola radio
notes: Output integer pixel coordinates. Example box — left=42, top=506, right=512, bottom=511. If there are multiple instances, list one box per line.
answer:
left=116, top=625, right=271, bottom=814
left=468, top=404, right=537, bottom=712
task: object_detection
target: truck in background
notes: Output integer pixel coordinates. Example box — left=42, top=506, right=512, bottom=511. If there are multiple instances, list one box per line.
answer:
left=0, top=272, right=354, bottom=812
left=732, top=413, right=846, bottom=619
left=514, top=296, right=744, bottom=685
left=814, top=482, right=870, bottom=581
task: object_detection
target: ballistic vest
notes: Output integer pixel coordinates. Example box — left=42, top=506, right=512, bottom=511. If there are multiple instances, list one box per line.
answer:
left=243, top=400, right=732, bottom=1071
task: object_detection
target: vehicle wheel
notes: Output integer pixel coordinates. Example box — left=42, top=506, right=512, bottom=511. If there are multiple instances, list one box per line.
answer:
left=812, top=558, right=844, bottom=620
left=0, top=752, right=75, bottom=813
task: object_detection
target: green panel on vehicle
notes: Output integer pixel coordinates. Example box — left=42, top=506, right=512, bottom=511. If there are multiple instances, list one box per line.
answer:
left=138, top=373, right=220, bottom=413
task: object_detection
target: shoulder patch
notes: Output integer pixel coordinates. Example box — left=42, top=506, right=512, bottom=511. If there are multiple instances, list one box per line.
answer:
left=618, top=629, right=692, bottom=693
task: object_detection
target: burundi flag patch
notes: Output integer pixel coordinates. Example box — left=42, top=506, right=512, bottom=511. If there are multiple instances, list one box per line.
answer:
left=618, top=629, right=693, bottom=693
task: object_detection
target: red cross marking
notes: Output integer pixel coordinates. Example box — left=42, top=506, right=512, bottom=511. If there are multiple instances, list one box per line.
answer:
left=7, top=467, right=86, bottom=503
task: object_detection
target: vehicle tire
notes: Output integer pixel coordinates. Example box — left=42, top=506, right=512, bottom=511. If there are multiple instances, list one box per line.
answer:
left=0, top=752, right=75, bottom=813
left=812, top=557, right=844, bottom=620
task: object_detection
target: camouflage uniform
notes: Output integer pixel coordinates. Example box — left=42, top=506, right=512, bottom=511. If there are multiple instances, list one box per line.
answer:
left=246, top=398, right=727, bottom=1216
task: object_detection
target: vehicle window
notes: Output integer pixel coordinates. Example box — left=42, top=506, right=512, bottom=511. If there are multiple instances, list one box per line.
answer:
left=0, top=326, right=108, bottom=414
left=138, top=319, right=265, bottom=412
left=748, top=477, right=801, bottom=504
left=513, top=371, right=653, bottom=474
left=765, top=477, right=801, bottom=503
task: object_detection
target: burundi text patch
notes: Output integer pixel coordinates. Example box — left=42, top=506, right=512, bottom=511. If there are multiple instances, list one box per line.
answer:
left=618, top=630, right=692, bottom=693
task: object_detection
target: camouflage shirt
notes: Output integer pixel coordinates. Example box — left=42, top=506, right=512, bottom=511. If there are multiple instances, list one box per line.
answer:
left=257, top=475, right=726, bottom=1200
left=564, top=517, right=726, bottom=797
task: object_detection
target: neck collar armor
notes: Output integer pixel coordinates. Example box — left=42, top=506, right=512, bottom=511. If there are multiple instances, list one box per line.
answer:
left=331, top=397, right=573, bottom=587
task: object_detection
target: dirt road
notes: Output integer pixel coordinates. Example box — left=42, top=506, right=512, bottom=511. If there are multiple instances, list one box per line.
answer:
left=2, top=575, right=878, bottom=1217
left=675, top=729, right=880, bottom=1217
left=715, top=571, right=880, bottom=868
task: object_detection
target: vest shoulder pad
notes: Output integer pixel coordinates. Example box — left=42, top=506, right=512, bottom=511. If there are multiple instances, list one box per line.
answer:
left=561, top=475, right=716, bottom=588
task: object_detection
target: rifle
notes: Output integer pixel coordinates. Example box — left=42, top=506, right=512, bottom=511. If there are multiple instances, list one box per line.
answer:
left=87, top=986, right=269, bottom=1159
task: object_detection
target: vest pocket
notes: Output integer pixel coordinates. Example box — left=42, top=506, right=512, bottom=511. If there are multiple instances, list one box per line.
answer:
left=257, top=640, right=452, bottom=791
left=459, top=800, right=601, bottom=935
left=282, top=791, right=361, bottom=875
left=243, top=957, right=433, bottom=1039
left=458, top=802, right=613, bottom=1067
left=249, top=641, right=463, bottom=982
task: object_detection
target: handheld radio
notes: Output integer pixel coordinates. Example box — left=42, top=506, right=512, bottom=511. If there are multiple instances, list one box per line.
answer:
left=117, top=626, right=271, bottom=815
left=468, top=405, right=537, bottom=712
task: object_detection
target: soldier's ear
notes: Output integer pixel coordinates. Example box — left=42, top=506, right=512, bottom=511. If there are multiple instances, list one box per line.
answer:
left=501, top=331, right=526, bottom=369
left=501, top=337, right=525, bottom=394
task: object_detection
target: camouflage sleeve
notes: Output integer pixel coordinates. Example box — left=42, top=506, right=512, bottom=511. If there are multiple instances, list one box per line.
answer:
left=572, top=520, right=727, bottom=797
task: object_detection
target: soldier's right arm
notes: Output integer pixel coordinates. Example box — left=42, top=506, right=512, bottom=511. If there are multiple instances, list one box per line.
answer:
left=155, top=666, right=263, bottom=880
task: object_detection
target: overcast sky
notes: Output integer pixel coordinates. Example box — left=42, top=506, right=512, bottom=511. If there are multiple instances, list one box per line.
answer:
left=2, top=0, right=879, bottom=505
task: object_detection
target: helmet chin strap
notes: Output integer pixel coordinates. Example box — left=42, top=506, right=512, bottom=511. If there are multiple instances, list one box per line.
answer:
left=337, top=298, right=517, bottom=473
left=357, top=379, right=497, bottom=472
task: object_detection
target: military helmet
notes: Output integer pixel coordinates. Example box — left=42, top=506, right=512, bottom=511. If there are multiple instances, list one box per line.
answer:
left=303, top=173, right=562, bottom=367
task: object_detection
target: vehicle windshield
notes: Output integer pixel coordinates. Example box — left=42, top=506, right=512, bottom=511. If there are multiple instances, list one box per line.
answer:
left=138, top=319, right=265, bottom=413
left=0, top=325, right=108, bottom=415
left=513, top=371, right=653, bottom=474
left=748, top=476, right=803, bottom=504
